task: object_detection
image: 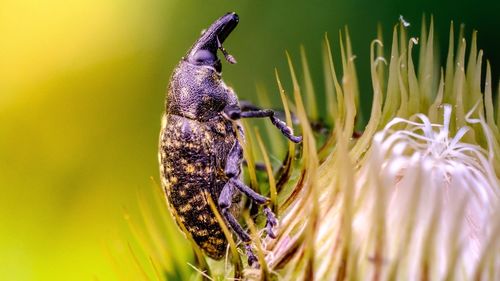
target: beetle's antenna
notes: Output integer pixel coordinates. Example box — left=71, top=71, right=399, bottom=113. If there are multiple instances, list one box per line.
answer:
left=217, top=36, right=237, bottom=64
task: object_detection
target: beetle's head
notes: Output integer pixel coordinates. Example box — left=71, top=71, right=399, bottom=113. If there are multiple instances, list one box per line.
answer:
left=186, top=12, right=239, bottom=73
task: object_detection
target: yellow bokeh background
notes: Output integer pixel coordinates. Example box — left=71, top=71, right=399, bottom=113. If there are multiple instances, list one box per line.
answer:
left=0, top=1, right=176, bottom=279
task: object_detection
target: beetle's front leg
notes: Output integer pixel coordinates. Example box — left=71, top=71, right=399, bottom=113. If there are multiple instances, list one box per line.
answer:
left=223, top=104, right=302, bottom=143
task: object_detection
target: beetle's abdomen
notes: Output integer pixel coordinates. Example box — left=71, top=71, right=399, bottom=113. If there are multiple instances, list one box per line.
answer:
left=159, top=114, right=227, bottom=259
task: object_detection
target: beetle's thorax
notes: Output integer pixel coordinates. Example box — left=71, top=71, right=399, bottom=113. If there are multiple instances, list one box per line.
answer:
left=167, top=61, right=238, bottom=122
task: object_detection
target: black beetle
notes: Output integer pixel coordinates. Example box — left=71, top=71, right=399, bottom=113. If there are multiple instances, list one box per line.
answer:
left=159, top=12, right=302, bottom=266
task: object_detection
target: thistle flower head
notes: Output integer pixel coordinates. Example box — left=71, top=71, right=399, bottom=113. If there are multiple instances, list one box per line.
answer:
left=350, top=104, right=500, bottom=279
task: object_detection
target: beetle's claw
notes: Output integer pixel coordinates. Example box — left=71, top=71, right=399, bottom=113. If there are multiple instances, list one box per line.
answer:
left=266, top=223, right=277, bottom=239
left=245, top=244, right=259, bottom=267
left=264, top=206, right=278, bottom=239
left=290, top=135, right=302, bottom=143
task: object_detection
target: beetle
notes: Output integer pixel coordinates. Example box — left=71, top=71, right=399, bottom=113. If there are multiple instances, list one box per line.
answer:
left=158, top=12, right=302, bottom=266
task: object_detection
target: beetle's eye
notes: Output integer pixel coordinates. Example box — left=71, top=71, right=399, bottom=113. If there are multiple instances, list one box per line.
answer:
left=192, top=49, right=217, bottom=65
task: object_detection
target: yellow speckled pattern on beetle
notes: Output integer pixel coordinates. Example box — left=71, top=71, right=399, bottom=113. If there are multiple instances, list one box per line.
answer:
left=159, top=111, right=240, bottom=259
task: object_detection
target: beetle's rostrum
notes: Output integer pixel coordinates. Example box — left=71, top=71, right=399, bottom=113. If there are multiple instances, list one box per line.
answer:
left=159, top=12, right=302, bottom=266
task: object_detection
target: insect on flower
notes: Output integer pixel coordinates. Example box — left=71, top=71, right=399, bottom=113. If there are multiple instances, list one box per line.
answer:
left=158, top=12, right=302, bottom=266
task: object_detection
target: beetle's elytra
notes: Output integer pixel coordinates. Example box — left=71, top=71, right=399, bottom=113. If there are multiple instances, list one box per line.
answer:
left=159, top=12, right=302, bottom=266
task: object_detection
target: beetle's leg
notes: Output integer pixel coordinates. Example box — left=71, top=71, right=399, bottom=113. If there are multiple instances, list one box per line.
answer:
left=223, top=105, right=302, bottom=143
left=240, top=100, right=302, bottom=127
left=230, top=178, right=278, bottom=239
left=222, top=142, right=279, bottom=238
left=218, top=142, right=279, bottom=266
left=240, top=109, right=302, bottom=143
left=239, top=101, right=335, bottom=136
left=239, top=101, right=299, bottom=125
left=219, top=183, right=258, bottom=266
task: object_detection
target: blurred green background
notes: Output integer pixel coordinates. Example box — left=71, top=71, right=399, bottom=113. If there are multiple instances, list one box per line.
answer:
left=0, top=0, right=498, bottom=280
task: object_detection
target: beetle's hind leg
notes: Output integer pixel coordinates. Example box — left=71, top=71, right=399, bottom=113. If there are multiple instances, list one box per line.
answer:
left=218, top=142, right=278, bottom=266
left=224, top=141, right=278, bottom=238
left=228, top=178, right=278, bottom=238
left=219, top=183, right=258, bottom=266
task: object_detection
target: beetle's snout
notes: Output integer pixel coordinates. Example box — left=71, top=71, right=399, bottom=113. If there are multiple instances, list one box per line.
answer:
left=186, top=12, right=239, bottom=70
left=217, top=12, right=239, bottom=44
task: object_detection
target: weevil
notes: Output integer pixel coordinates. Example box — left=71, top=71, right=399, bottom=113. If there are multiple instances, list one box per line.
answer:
left=159, top=12, right=302, bottom=266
